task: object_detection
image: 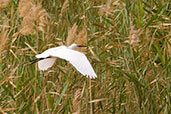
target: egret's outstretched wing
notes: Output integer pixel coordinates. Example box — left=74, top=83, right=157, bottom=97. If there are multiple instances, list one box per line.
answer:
left=36, top=46, right=67, bottom=58
left=37, top=58, right=56, bottom=71
left=51, top=48, right=97, bottom=78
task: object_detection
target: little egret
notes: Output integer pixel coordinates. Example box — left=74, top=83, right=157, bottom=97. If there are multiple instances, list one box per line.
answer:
left=34, top=43, right=97, bottom=78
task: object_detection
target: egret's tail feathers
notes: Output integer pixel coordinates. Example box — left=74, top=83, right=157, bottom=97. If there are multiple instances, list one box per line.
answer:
left=38, top=58, right=56, bottom=71
left=87, top=73, right=97, bottom=79
left=92, top=74, right=97, bottom=79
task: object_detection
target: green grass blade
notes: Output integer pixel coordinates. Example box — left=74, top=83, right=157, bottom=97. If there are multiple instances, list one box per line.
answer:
left=53, top=81, right=69, bottom=112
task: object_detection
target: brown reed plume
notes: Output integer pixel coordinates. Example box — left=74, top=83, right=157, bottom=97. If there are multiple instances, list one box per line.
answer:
left=18, top=0, right=34, bottom=17
left=75, top=28, right=87, bottom=46
left=67, top=23, right=78, bottom=46
left=18, top=0, right=48, bottom=35
left=60, top=0, right=69, bottom=16
left=67, top=24, right=87, bottom=52
left=32, top=3, right=48, bottom=33
left=99, top=0, right=120, bottom=16
left=124, top=23, right=140, bottom=47
left=0, top=0, right=10, bottom=9
left=72, top=89, right=81, bottom=114
left=75, top=28, right=87, bottom=53
left=20, top=14, right=34, bottom=35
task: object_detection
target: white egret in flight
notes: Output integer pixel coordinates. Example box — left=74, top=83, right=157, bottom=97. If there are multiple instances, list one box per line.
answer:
left=33, top=43, right=97, bottom=79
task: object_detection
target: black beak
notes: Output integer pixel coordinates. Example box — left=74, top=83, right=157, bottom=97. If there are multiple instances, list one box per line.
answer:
left=77, top=45, right=87, bottom=47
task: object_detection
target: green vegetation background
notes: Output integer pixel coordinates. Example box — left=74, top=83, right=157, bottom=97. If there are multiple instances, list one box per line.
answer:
left=0, top=0, right=171, bottom=113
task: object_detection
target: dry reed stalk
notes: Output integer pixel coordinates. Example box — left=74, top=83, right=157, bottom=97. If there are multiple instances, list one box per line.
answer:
left=167, top=36, right=171, bottom=57
left=0, top=107, right=5, bottom=114
left=0, top=23, right=8, bottom=55
left=67, top=23, right=78, bottom=46
left=0, top=0, right=10, bottom=9
left=89, top=78, right=93, bottom=114
left=89, top=0, right=104, bottom=1
left=106, top=0, right=112, bottom=12
left=73, top=89, right=81, bottom=114
left=60, top=0, right=69, bottom=16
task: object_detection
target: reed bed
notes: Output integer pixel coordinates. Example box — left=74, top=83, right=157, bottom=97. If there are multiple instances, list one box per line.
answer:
left=0, top=0, right=171, bottom=113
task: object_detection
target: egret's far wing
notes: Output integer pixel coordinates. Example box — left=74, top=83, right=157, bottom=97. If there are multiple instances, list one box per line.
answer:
left=38, top=58, right=56, bottom=71
left=35, top=46, right=66, bottom=70
left=50, top=48, right=97, bottom=78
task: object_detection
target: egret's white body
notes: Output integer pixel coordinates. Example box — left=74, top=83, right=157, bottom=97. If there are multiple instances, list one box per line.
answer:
left=36, top=44, right=97, bottom=78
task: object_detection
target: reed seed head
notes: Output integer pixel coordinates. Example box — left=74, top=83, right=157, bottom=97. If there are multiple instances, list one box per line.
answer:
left=0, top=0, right=10, bottom=9
left=18, top=0, right=34, bottom=17
left=67, top=23, right=78, bottom=46
left=72, top=89, right=81, bottom=114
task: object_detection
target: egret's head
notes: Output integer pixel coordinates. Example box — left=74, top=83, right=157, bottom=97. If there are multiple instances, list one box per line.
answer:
left=68, top=43, right=87, bottom=49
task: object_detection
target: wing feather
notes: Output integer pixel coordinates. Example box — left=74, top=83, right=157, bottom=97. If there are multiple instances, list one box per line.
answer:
left=50, top=48, right=97, bottom=78
left=36, top=46, right=67, bottom=58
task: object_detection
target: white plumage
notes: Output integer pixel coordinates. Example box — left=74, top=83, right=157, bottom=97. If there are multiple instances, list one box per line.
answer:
left=36, top=44, right=97, bottom=78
